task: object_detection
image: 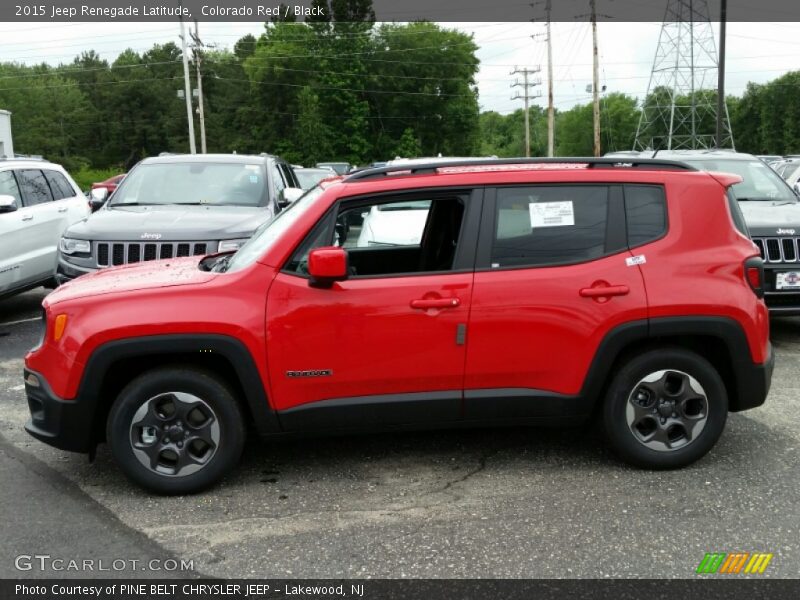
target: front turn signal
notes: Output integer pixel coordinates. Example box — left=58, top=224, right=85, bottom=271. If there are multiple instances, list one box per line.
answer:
left=53, top=314, right=68, bottom=341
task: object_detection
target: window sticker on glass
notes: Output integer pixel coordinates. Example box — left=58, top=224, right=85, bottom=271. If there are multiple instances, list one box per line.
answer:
left=529, top=200, right=575, bottom=228
left=249, top=175, right=259, bottom=183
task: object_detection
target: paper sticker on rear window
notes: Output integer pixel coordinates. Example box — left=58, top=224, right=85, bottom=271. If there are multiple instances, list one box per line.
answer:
left=529, top=200, right=575, bottom=227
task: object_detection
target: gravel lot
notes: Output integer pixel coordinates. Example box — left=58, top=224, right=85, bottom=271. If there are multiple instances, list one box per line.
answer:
left=1, top=287, right=798, bottom=579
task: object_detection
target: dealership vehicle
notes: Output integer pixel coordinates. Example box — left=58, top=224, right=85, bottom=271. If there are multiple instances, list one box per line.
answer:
left=91, top=173, right=125, bottom=197
left=56, top=153, right=303, bottom=283
left=295, top=167, right=336, bottom=190
left=0, top=158, right=90, bottom=298
left=757, top=155, right=783, bottom=166
left=316, top=161, right=352, bottom=175
left=24, top=158, right=772, bottom=493
left=608, top=149, right=800, bottom=314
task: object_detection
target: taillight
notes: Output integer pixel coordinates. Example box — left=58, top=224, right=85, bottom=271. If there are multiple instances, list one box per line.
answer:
left=744, top=256, right=764, bottom=298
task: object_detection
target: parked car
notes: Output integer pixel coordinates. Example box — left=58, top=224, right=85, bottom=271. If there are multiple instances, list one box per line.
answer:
left=316, top=161, right=352, bottom=175
left=24, top=158, right=772, bottom=493
left=608, top=149, right=800, bottom=314
left=0, top=158, right=90, bottom=299
left=91, top=173, right=125, bottom=197
left=295, top=167, right=337, bottom=191
left=783, top=162, right=800, bottom=192
left=757, top=155, right=783, bottom=165
left=55, top=153, right=303, bottom=284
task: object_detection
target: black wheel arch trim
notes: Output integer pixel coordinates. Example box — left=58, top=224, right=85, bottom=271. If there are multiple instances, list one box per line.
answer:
left=80, top=334, right=280, bottom=440
left=581, top=316, right=772, bottom=413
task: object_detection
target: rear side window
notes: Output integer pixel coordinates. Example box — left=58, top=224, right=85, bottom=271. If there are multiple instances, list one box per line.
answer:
left=0, top=170, right=22, bottom=207
left=491, top=186, right=609, bottom=268
left=43, top=170, right=75, bottom=200
left=17, top=170, right=54, bottom=206
left=624, top=185, right=667, bottom=247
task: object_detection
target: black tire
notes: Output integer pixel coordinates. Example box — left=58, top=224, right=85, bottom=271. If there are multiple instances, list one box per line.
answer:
left=602, top=347, right=728, bottom=469
left=107, top=367, right=245, bottom=494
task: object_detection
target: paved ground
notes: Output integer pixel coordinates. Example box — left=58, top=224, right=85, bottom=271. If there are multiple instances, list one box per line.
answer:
left=0, top=287, right=798, bottom=578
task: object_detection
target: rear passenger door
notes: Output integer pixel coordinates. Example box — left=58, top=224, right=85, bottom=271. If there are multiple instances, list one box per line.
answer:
left=13, top=169, right=61, bottom=285
left=463, top=184, right=651, bottom=419
left=42, top=168, right=86, bottom=230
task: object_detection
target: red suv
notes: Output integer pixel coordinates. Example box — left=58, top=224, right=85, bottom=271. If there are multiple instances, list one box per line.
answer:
left=23, top=159, right=773, bottom=494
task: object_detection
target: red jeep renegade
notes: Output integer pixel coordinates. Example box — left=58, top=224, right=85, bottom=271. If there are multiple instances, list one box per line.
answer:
left=24, top=158, right=773, bottom=494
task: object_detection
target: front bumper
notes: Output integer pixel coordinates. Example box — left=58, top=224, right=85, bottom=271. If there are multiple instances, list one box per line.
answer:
left=23, top=369, right=95, bottom=453
left=55, top=255, right=97, bottom=285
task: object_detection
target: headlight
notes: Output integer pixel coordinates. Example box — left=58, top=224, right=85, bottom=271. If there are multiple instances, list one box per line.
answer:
left=59, top=238, right=91, bottom=255
left=218, top=238, right=249, bottom=252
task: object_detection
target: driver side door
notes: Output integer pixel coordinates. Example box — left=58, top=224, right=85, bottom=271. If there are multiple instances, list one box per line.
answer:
left=265, top=189, right=482, bottom=432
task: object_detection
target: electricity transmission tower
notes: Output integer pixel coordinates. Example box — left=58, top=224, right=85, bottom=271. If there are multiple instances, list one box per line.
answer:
left=511, top=67, right=541, bottom=157
left=633, top=0, right=734, bottom=151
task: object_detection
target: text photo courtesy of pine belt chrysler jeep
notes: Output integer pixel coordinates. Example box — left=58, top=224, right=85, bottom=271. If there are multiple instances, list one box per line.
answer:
left=23, top=158, right=773, bottom=494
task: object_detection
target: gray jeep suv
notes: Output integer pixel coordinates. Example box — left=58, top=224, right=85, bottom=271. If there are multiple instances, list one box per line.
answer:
left=607, top=149, right=800, bottom=314
left=56, top=153, right=302, bottom=283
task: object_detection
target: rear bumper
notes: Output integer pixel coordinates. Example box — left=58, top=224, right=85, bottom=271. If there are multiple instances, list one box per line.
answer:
left=731, top=343, right=774, bottom=412
left=23, top=369, right=95, bottom=453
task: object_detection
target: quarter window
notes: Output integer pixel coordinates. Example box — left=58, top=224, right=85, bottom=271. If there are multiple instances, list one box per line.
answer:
left=0, top=170, right=22, bottom=207
left=491, top=186, right=610, bottom=268
left=17, top=170, right=54, bottom=206
left=43, top=170, right=75, bottom=201
left=624, top=185, right=667, bottom=247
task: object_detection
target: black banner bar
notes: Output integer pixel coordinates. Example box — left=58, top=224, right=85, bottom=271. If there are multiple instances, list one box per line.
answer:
left=1, top=0, right=800, bottom=23
left=3, top=579, right=800, bottom=600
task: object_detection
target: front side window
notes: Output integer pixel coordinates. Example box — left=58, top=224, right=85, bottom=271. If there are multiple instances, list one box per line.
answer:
left=0, top=170, right=22, bottom=207
left=17, top=170, right=53, bottom=206
left=109, top=163, right=268, bottom=207
left=491, top=186, right=610, bottom=268
left=272, top=165, right=286, bottom=195
left=287, top=195, right=465, bottom=277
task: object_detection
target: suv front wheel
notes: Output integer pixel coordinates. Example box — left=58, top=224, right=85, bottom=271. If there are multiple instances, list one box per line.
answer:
left=107, top=367, right=245, bottom=494
left=602, top=348, right=728, bottom=469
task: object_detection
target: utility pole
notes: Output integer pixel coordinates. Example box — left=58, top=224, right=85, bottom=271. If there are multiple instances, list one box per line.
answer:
left=192, top=20, right=207, bottom=154
left=511, top=67, right=542, bottom=157
left=590, top=0, right=601, bottom=157
left=545, top=1, right=554, bottom=157
left=716, top=0, right=727, bottom=148
left=178, top=16, right=196, bottom=154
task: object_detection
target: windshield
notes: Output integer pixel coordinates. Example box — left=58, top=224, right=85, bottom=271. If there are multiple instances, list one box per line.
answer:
left=683, top=158, right=797, bottom=202
left=110, top=162, right=267, bottom=207
left=225, top=186, right=324, bottom=273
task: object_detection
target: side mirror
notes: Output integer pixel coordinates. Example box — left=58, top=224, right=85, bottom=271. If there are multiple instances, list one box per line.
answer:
left=279, top=187, right=304, bottom=208
left=89, top=187, right=108, bottom=211
left=307, top=247, right=348, bottom=288
left=0, top=194, right=18, bottom=213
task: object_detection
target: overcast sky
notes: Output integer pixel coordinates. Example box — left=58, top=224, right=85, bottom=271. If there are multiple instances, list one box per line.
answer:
left=0, top=20, right=797, bottom=115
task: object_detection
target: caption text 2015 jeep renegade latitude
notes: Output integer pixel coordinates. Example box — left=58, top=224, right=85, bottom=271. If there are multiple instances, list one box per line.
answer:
left=24, top=159, right=773, bottom=494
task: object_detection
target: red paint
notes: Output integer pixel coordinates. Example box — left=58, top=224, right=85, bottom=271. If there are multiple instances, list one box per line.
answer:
left=25, top=165, right=769, bottom=414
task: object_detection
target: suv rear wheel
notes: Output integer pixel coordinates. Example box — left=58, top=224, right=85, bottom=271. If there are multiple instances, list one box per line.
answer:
left=107, top=367, right=245, bottom=494
left=602, top=348, right=728, bottom=469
